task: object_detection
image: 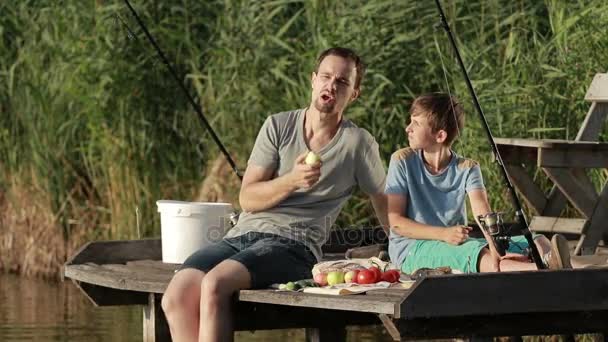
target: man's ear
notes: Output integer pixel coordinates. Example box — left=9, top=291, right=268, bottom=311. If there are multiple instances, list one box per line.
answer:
left=311, top=72, right=316, bottom=88
left=436, top=130, right=448, bottom=144
left=350, top=88, right=360, bottom=102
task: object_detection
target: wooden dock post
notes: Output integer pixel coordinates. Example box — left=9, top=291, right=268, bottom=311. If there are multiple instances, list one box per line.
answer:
left=143, top=293, right=171, bottom=342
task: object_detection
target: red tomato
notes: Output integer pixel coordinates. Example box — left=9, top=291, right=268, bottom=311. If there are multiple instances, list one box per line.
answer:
left=356, top=269, right=376, bottom=284
left=369, top=266, right=382, bottom=283
left=381, top=270, right=400, bottom=283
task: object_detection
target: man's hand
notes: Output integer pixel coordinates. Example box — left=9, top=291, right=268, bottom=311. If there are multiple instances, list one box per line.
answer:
left=289, top=152, right=322, bottom=189
left=442, top=226, right=472, bottom=245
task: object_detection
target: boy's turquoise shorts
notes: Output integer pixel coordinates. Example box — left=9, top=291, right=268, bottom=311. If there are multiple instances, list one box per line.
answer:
left=401, top=236, right=535, bottom=274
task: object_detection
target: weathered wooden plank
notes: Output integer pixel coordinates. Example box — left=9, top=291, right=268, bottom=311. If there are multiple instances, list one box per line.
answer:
left=65, top=264, right=171, bottom=293
left=95, top=263, right=173, bottom=281
left=378, top=314, right=401, bottom=341
left=126, top=260, right=181, bottom=272
left=584, top=73, right=608, bottom=102
left=541, top=186, right=568, bottom=216
left=495, top=138, right=560, bottom=148
left=233, top=302, right=380, bottom=331
left=542, top=167, right=597, bottom=218
left=529, top=216, right=587, bottom=234
left=572, top=254, right=608, bottom=267
left=305, top=327, right=346, bottom=342
left=386, top=310, right=608, bottom=339
left=237, top=289, right=399, bottom=315
left=504, top=165, right=547, bottom=214
left=100, top=263, right=177, bottom=280
left=66, top=239, right=162, bottom=265
left=143, top=293, right=171, bottom=342
left=397, top=269, right=608, bottom=319
left=577, top=102, right=608, bottom=140
left=365, top=287, right=410, bottom=298
left=495, top=144, right=538, bottom=164
left=72, top=280, right=148, bottom=306
left=578, top=184, right=608, bottom=255
left=539, top=145, right=608, bottom=168
left=496, top=138, right=608, bottom=151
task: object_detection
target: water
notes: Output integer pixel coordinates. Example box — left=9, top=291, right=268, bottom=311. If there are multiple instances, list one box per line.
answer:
left=0, top=273, right=393, bottom=341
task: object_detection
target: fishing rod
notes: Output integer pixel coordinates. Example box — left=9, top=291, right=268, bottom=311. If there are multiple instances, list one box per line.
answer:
left=434, top=0, right=545, bottom=269
left=121, top=0, right=242, bottom=181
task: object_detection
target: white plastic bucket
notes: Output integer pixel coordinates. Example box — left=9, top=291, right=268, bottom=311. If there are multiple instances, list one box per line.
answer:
left=156, top=200, right=234, bottom=264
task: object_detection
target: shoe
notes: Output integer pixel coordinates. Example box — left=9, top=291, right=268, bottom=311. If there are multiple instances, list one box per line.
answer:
left=545, top=234, right=572, bottom=270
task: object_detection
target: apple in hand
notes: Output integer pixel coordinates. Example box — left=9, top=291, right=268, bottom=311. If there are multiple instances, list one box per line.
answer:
left=305, top=151, right=321, bottom=166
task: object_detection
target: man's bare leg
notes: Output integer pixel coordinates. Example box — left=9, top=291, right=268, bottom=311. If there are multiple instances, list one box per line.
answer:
left=199, top=259, right=251, bottom=342
left=162, top=268, right=206, bottom=342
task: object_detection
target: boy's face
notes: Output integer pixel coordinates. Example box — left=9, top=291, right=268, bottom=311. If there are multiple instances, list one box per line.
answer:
left=405, top=113, right=445, bottom=149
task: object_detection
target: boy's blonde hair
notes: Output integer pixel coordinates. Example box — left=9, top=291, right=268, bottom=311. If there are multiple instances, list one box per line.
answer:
left=410, top=93, right=464, bottom=146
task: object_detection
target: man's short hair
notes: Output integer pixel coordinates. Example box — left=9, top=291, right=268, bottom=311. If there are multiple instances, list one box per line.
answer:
left=314, top=47, right=365, bottom=90
left=410, top=93, right=464, bottom=146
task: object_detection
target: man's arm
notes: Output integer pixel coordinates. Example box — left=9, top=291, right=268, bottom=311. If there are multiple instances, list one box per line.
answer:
left=387, top=193, right=471, bottom=244
left=368, top=192, right=389, bottom=235
left=239, top=152, right=321, bottom=213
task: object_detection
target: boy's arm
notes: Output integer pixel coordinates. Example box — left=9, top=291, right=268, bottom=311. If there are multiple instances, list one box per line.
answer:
left=468, top=189, right=501, bottom=259
left=388, top=193, right=471, bottom=244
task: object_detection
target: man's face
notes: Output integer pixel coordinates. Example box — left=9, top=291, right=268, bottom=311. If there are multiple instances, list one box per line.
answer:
left=311, top=55, right=359, bottom=115
left=405, top=113, right=442, bottom=149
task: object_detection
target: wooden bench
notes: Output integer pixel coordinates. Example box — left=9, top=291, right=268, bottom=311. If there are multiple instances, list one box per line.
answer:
left=64, top=235, right=608, bottom=341
left=495, top=73, right=608, bottom=255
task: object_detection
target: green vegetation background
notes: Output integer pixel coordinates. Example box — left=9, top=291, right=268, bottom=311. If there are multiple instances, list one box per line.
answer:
left=1, top=0, right=606, bottom=276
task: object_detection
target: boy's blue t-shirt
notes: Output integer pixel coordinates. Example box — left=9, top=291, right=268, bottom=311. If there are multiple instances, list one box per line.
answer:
left=384, top=148, right=485, bottom=267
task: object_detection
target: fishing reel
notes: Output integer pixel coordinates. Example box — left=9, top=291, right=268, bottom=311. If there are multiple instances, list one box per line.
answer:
left=477, top=212, right=510, bottom=257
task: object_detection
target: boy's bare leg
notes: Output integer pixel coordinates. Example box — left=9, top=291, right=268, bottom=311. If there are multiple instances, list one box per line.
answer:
left=199, top=259, right=252, bottom=342
left=478, top=248, right=538, bottom=272
left=162, top=268, right=206, bottom=342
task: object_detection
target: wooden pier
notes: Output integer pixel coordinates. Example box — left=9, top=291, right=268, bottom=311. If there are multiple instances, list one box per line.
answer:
left=64, top=234, right=608, bottom=341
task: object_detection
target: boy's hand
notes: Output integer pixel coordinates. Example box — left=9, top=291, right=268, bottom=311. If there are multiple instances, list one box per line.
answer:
left=442, top=226, right=471, bottom=245
left=289, top=152, right=322, bottom=189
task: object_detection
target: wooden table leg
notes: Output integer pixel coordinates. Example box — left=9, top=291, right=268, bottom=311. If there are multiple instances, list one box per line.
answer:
left=578, top=184, right=608, bottom=255
left=305, top=327, right=346, bottom=342
left=143, top=293, right=171, bottom=342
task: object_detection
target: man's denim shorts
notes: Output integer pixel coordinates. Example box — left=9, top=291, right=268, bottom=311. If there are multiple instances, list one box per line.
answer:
left=180, top=231, right=317, bottom=289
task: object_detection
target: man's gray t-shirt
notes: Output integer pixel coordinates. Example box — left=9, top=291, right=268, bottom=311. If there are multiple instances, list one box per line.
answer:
left=225, top=108, right=386, bottom=261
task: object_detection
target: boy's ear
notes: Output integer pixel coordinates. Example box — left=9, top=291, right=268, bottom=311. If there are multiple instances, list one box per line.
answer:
left=435, top=130, right=448, bottom=144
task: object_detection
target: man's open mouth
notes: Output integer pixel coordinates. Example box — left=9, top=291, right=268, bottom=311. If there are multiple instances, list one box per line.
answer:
left=321, top=94, right=335, bottom=102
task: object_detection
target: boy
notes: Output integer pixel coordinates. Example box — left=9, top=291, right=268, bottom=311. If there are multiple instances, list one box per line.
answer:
left=385, top=93, right=572, bottom=274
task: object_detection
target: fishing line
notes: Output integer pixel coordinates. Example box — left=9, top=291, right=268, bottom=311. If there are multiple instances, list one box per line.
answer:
left=119, top=0, right=242, bottom=180
left=433, top=0, right=545, bottom=268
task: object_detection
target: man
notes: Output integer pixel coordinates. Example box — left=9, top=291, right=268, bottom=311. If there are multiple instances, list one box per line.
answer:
left=386, top=92, right=572, bottom=274
left=161, top=47, right=388, bottom=342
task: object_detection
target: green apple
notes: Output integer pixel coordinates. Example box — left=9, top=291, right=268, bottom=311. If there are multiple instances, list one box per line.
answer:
left=305, top=151, right=321, bottom=166
left=326, top=271, right=345, bottom=286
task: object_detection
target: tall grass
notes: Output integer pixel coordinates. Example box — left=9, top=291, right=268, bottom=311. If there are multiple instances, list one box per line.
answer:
left=1, top=0, right=607, bottom=277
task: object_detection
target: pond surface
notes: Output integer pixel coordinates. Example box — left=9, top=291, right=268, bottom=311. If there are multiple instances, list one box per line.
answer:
left=0, top=273, right=393, bottom=341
